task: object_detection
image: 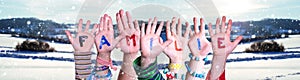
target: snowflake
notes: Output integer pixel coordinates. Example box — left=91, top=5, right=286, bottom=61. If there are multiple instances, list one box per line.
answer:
left=27, top=21, right=31, bottom=25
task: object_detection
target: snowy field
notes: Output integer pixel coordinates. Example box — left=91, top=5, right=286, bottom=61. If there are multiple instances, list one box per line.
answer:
left=1, top=34, right=300, bottom=80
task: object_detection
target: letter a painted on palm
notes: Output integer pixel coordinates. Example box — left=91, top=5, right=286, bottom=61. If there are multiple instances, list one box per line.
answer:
left=99, top=35, right=110, bottom=49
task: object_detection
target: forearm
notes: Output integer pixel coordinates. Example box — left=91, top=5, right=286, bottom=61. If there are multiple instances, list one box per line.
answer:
left=94, top=52, right=113, bottom=80
left=118, top=53, right=138, bottom=80
left=165, top=56, right=184, bottom=80
left=168, top=56, right=184, bottom=73
left=185, top=53, right=207, bottom=80
left=133, top=56, right=164, bottom=80
left=74, top=51, right=92, bottom=79
left=209, top=55, right=227, bottom=80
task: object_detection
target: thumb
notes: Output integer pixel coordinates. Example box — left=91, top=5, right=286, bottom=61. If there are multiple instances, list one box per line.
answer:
left=232, top=36, right=243, bottom=47
left=112, top=34, right=126, bottom=48
left=161, top=39, right=173, bottom=49
left=65, top=30, right=74, bottom=44
left=230, top=36, right=243, bottom=55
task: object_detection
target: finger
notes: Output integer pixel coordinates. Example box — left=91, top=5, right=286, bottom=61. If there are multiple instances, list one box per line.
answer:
left=221, top=16, right=226, bottom=33
left=200, top=18, right=205, bottom=35
left=166, top=20, right=171, bottom=39
left=226, top=19, right=232, bottom=36
left=65, top=30, right=74, bottom=44
left=171, top=17, right=177, bottom=36
left=84, top=20, right=91, bottom=32
left=208, top=23, right=214, bottom=37
left=161, top=40, right=173, bottom=49
left=77, top=19, right=83, bottom=32
left=177, top=18, right=182, bottom=36
left=146, top=18, right=152, bottom=34
left=232, top=36, right=243, bottom=49
left=120, top=10, right=129, bottom=30
left=108, top=16, right=114, bottom=31
left=151, top=17, right=158, bottom=34
left=184, top=22, right=190, bottom=38
left=156, top=21, right=164, bottom=36
left=193, top=17, right=199, bottom=33
left=126, top=11, right=134, bottom=29
left=141, top=23, right=145, bottom=37
left=103, top=14, right=109, bottom=31
left=215, top=17, right=221, bottom=33
left=134, top=20, right=140, bottom=31
left=99, top=17, right=104, bottom=32
left=189, top=31, right=194, bottom=37
left=116, top=13, right=124, bottom=31
left=91, top=24, right=97, bottom=35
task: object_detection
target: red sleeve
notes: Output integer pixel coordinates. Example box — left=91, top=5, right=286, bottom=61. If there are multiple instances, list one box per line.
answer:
left=206, top=70, right=226, bottom=80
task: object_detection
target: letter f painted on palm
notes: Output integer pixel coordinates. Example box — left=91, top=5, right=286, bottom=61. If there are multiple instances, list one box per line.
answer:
left=79, top=36, right=88, bottom=47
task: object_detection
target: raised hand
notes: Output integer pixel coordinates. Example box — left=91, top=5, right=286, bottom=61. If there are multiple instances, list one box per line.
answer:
left=188, top=17, right=211, bottom=57
left=116, top=10, right=140, bottom=54
left=94, top=14, right=125, bottom=56
left=185, top=17, right=212, bottom=80
left=163, top=17, right=190, bottom=63
left=116, top=9, right=140, bottom=80
left=208, top=16, right=243, bottom=57
left=65, top=19, right=96, bottom=79
left=208, top=16, right=243, bottom=80
left=65, top=19, right=96, bottom=52
left=140, top=17, right=173, bottom=67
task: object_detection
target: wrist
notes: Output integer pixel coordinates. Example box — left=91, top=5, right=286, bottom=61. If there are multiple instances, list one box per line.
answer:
left=122, top=53, right=138, bottom=65
left=168, top=63, right=183, bottom=73
left=133, top=56, right=161, bottom=79
left=169, top=55, right=183, bottom=64
left=141, top=57, right=156, bottom=68
left=210, top=55, right=226, bottom=79
left=97, top=52, right=111, bottom=61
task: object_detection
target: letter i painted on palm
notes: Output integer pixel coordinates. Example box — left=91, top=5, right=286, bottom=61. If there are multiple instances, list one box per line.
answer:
left=197, top=38, right=201, bottom=50
left=150, top=38, right=153, bottom=50
left=99, top=35, right=110, bottom=49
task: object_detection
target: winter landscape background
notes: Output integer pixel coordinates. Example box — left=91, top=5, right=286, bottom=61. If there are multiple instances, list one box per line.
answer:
left=1, top=0, right=300, bottom=80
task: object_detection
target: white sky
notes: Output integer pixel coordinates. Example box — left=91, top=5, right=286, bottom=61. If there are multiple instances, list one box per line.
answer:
left=0, top=0, right=299, bottom=24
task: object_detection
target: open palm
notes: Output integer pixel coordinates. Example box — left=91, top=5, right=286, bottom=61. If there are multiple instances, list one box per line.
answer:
left=116, top=10, right=140, bottom=54
left=188, top=18, right=211, bottom=57
left=141, top=17, right=173, bottom=59
left=208, top=16, right=243, bottom=57
left=164, top=17, right=190, bottom=63
left=65, top=19, right=96, bottom=52
left=95, top=14, right=124, bottom=54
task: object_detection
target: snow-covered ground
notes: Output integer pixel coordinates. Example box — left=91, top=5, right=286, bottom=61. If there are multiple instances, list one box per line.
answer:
left=1, top=34, right=300, bottom=80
